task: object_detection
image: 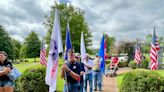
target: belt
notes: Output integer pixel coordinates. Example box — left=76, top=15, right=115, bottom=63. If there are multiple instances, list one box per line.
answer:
left=93, top=70, right=100, bottom=72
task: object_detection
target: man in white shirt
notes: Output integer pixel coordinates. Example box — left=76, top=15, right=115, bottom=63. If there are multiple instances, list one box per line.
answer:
left=83, top=54, right=94, bottom=92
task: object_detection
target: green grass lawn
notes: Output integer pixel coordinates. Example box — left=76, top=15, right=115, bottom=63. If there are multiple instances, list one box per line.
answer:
left=117, top=69, right=164, bottom=91
left=14, top=57, right=65, bottom=92
left=117, top=73, right=125, bottom=91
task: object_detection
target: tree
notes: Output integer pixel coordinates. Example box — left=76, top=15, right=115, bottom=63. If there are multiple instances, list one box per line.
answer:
left=145, top=34, right=152, bottom=44
left=12, top=39, right=22, bottom=59
left=23, top=31, right=41, bottom=60
left=117, top=41, right=136, bottom=62
left=0, top=25, right=14, bottom=59
left=105, top=34, right=116, bottom=54
left=44, top=4, right=92, bottom=53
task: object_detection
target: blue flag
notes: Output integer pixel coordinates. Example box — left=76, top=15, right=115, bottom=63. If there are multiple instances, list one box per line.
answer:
left=64, top=23, right=72, bottom=60
left=98, top=35, right=105, bottom=73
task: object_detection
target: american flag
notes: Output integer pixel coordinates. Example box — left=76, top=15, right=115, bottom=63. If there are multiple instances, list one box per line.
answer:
left=40, top=41, right=47, bottom=67
left=134, top=46, right=142, bottom=64
left=150, top=27, right=160, bottom=70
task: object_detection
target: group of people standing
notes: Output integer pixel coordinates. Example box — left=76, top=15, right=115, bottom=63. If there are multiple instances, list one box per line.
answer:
left=61, top=49, right=103, bottom=92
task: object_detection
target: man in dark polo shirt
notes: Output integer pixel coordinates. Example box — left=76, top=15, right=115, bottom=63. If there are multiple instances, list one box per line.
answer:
left=75, top=53, right=85, bottom=92
left=61, top=49, right=82, bottom=92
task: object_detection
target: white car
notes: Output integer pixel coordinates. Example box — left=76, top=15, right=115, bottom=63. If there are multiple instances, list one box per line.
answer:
left=118, top=55, right=128, bottom=62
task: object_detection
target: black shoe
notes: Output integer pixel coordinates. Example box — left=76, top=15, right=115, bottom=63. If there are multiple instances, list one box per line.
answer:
left=94, top=89, right=97, bottom=91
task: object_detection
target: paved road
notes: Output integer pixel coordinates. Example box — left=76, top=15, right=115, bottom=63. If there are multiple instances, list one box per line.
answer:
left=91, top=67, right=131, bottom=92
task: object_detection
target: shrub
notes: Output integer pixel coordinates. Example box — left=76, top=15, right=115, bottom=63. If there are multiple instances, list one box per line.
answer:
left=128, top=61, right=137, bottom=69
left=139, top=59, right=149, bottom=69
left=14, top=66, right=48, bottom=92
left=106, top=60, right=111, bottom=65
left=118, top=61, right=128, bottom=68
left=121, top=70, right=164, bottom=92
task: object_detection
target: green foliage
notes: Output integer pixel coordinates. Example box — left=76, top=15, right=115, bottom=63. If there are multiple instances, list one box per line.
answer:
left=12, top=39, right=22, bottom=59
left=106, top=60, right=111, bottom=65
left=15, top=66, right=48, bottom=92
left=23, top=31, right=41, bottom=58
left=0, top=25, right=14, bottom=59
left=44, top=4, right=92, bottom=53
left=105, top=34, right=116, bottom=53
left=118, top=62, right=128, bottom=68
left=128, top=61, right=137, bottom=69
left=121, top=70, right=164, bottom=92
left=117, top=41, right=135, bottom=62
left=139, top=59, right=149, bottom=69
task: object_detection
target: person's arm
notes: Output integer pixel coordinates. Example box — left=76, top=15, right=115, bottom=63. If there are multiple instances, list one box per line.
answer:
left=66, top=68, right=80, bottom=81
left=84, top=60, right=93, bottom=69
left=0, top=67, right=11, bottom=76
left=61, top=64, right=80, bottom=81
left=80, top=63, right=85, bottom=76
left=84, top=64, right=92, bottom=69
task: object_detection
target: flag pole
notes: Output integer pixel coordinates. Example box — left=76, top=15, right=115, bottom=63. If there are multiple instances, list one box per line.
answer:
left=54, top=1, right=69, bottom=92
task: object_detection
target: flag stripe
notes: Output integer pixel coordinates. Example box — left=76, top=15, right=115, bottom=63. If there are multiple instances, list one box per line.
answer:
left=40, top=41, right=47, bottom=67
left=134, top=46, right=142, bottom=64
left=150, top=28, right=160, bottom=70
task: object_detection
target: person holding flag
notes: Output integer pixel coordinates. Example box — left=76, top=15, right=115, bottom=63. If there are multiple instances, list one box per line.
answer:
left=83, top=54, right=94, bottom=92
left=75, top=53, right=85, bottom=92
left=61, top=23, right=85, bottom=92
left=92, top=54, right=101, bottom=91
left=61, top=49, right=82, bottom=92
left=93, top=34, right=106, bottom=92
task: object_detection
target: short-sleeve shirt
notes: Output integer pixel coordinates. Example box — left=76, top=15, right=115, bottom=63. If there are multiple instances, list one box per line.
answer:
left=111, top=57, right=119, bottom=65
left=66, top=61, right=81, bottom=83
left=0, top=59, right=13, bottom=81
left=84, top=59, right=94, bottom=74
left=93, top=58, right=101, bottom=71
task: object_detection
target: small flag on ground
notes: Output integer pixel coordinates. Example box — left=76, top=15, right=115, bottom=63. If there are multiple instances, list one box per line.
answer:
left=134, top=46, right=142, bottom=64
left=40, top=41, right=47, bottom=67
left=150, top=27, right=160, bottom=70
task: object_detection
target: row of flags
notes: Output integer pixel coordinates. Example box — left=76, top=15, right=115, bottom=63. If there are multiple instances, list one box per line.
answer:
left=40, top=4, right=161, bottom=92
left=39, top=0, right=106, bottom=92
left=134, top=27, right=160, bottom=70
left=40, top=10, right=107, bottom=92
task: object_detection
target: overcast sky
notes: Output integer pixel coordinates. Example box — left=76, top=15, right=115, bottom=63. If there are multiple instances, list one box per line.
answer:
left=0, top=0, right=164, bottom=48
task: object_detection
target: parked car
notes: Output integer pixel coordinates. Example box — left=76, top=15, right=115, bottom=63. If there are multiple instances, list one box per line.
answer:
left=118, top=54, right=128, bottom=62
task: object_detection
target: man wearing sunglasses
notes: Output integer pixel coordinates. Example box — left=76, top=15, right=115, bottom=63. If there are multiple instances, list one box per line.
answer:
left=61, top=49, right=82, bottom=92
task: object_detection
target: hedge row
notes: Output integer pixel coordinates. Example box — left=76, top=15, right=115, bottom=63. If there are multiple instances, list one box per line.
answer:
left=14, top=67, right=48, bottom=92
left=129, top=59, right=149, bottom=69
left=121, top=70, right=164, bottom=92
